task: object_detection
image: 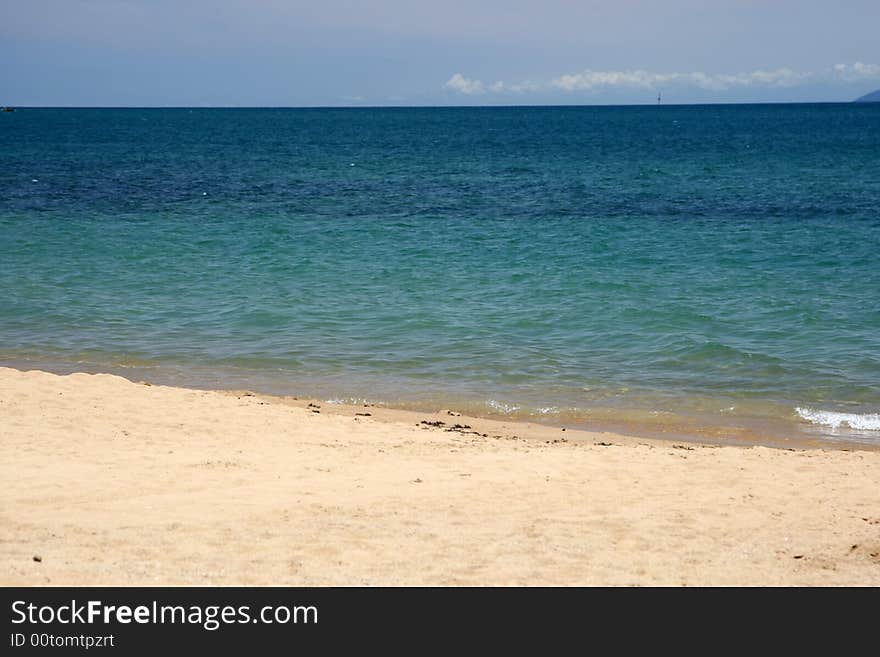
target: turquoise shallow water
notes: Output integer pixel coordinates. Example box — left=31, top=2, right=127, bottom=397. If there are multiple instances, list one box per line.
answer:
left=1, top=105, right=879, bottom=444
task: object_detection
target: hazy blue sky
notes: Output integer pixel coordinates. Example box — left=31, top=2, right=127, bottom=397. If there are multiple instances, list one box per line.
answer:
left=2, top=1, right=879, bottom=106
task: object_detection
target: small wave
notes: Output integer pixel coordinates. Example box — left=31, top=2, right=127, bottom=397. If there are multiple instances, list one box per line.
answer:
left=795, top=407, right=880, bottom=431
left=323, top=397, right=371, bottom=405
left=537, top=406, right=560, bottom=415
left=486, top=400, right=520, bottom=414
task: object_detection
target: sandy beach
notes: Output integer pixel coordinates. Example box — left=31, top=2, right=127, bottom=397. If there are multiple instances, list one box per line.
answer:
left=1, top=366, right=878, bottom=586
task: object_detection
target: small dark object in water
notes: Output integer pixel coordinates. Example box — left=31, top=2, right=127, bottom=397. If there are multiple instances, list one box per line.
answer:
left=356, top=412, right=371, bottom=417
left=33, top=555, right=42, bottom=562
left=596, top=442, right=613, bottom=447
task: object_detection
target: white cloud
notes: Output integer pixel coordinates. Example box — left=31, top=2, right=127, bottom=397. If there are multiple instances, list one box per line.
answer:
left=486, top=80, right=539, bottom=94
left=551, top=67, right=810, bottom=92
left=831, top=62, right=880, bottom=81
left=444, top=73, right=485, bottom=95
left=444, top=63, right=880, bottom=96
left=713, top=68, right=810, bottom=89
left=506, top=80, right=541, bottom=94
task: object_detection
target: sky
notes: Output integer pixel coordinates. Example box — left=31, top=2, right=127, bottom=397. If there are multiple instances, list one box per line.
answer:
left=1, top=0, right=879, bottom=106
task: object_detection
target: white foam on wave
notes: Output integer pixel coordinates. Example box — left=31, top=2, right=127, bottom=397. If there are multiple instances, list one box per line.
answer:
left=486, top=400, right=520, bottom=414
left=323, top=397, right=371, bottom=405
left=795, top=407, right=880, bottom=431
left=537, top=406, right=560, bottom=415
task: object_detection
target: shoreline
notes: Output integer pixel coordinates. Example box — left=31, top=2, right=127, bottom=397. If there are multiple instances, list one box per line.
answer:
left=3, top=358, right=876, bottom=451
left=233, top=387, right=879, bottom=452
left=2, top=366, right=880, bottom=585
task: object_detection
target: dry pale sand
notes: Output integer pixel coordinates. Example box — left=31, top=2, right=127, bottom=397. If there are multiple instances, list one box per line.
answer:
left=1, top=366, right=879, bottom=586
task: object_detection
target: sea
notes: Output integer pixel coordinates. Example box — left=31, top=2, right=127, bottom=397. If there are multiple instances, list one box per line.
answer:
left=1, top=104, right=879, bottom=446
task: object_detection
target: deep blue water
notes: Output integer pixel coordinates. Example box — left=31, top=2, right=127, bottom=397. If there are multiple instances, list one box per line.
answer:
left=2, top=105, right=879, bottom=443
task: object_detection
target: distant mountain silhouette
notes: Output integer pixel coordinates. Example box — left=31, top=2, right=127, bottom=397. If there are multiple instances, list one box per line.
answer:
left=854, top=89, right=880, bottom=102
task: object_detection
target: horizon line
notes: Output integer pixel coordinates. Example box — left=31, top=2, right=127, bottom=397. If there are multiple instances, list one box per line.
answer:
left=1, top=99, right=871, bottom=110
